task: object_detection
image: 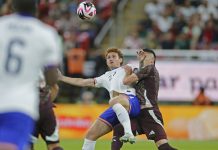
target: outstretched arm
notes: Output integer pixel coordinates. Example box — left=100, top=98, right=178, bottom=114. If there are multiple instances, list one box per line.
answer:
left=58, top=70, right=95, bottom=87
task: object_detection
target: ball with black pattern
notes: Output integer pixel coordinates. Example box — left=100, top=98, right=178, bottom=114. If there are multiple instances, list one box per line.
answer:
left=77, top=1, right=96, bottom=20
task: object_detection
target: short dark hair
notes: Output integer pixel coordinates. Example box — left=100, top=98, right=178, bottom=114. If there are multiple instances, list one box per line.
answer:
left=12, top=0, right=37, bottom=15
left=143, top=48, right=156, bottom=64
left=143, top=48, right=156, bottom=58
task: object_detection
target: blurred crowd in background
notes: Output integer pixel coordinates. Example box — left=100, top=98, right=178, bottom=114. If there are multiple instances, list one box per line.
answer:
left=0, top=0, right=217, bottom=104
left=123, top=0, right=218, bottom=50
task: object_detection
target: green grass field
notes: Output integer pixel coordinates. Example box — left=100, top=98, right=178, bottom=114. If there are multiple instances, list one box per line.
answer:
left=34, top=139, right=218, bottom=150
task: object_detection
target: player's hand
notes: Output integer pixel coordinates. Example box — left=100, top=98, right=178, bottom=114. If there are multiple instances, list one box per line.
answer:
left=122, top=65, right=132, bottom=75
left=137, top=50, right=146, bottom=62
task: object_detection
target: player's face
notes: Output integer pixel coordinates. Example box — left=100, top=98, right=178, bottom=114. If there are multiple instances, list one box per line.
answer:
left=136, top=50, right=147, bottom=61
left=106, top=52, right=122, bottom=69
left=137, top=50, right=154, bottom=65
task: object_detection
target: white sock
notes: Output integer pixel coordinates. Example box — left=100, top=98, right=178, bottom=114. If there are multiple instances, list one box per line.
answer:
left=112, top=103, right=133, bottom=135
left=82, top=138, right=96, bottom=150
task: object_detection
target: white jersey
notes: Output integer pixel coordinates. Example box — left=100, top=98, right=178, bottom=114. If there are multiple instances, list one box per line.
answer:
left=0, top=14, right=62, bottom=119
left=95, top=64, right=137, bottom=98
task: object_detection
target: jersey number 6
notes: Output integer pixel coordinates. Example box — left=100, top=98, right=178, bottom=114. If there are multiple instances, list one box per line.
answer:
left=5, top=38, right=25, bottom=75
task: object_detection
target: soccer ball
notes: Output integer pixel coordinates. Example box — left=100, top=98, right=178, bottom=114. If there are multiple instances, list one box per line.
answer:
left=77, top=1, right=96, bottom=20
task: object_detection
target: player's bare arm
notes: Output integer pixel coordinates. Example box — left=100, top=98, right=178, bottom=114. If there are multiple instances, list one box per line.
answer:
left=58, top=70, right=95, bottom=87
left=123, top=73, right=138, bottom=85
left=61, top=76, right=95, bottom=87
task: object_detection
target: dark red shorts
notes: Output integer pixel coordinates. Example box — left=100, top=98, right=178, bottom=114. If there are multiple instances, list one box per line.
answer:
left=32, top=100, right=59, bottom=144
left=131, top=107, right=167, bottom=142
left=113, top=107, right=167, bottom=142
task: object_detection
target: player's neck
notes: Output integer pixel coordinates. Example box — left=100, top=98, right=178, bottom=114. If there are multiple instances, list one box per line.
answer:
left=140, top=63, right=153, bottom=69
left=16, top=12, right=35, bottom=17
left=110, top=67, right=118, bottom=70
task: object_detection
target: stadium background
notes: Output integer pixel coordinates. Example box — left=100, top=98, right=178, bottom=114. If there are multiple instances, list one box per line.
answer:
left=1, top=0, right=218, bottom=149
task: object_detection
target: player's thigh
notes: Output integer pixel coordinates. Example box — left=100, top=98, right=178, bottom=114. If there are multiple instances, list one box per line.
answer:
left=37, top=101, right=59, bottom=142
left=0, top=144, right=17, bottom=150
left=138, top=108, right=167, bottom=141
left=86, top=119, right=112, bottom=140
left=109, top=94, right=129, bottom=108
left=109, top=95, right=140, bottom=117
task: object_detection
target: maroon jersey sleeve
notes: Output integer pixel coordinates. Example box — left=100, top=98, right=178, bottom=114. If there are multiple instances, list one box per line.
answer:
left=135, top=65, right=154, bottom=82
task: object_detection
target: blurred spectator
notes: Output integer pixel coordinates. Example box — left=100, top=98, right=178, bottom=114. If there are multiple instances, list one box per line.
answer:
left=145, top=31, right=159, bottom=49
left=135, top=0, right=218, bottom=50
left=79, top=91, right=95, bottom=105
left=65, top=48, right=86, bottom=77
left=193, top=87, right=213, bottom=105
left=171, top=12, right=187, bottom=35
left=153, top=6, right=174, bottom=33
left=144, top=0, right=164, bottom=21
left=175, top=32, right=190, bottom=49
left=207, top=0, right=218, bottom=7
left=197, top=0, right=218, bottom=23
left=198, top=19, right=218, bottom=49
left=160, top=32, right=175, bottom=49
left=123, top=30, right=144, bottom=49
left=182, top=13, right=202, bottom=49
left=179, top=0, right=196, bottom=21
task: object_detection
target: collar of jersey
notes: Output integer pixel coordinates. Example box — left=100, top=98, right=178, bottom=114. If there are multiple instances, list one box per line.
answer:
left=111, top=67, right=119, bottom=70
left=16, top=13, right=34, bottom=18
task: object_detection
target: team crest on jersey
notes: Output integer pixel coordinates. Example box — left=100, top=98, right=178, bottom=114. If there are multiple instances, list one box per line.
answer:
left=108, top=71, right=117, bottom=81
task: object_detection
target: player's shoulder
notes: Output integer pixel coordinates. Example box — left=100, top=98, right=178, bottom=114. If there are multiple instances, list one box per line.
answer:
left=141, top=64, right=156, bottom=73
left=145, top=64, right=155, bottom=69
left=0, top=14, right=57, bottom=35
left=0, top=14, right=13, bottom=25
left=34, top=20, right=58, bottom=37
left=102, top=70, right=111, bottom=76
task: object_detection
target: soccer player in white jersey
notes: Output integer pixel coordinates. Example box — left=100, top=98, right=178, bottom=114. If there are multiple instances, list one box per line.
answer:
left=58, top=48, right=141, bottom=150
left=0, top=0, right=61, bottom=150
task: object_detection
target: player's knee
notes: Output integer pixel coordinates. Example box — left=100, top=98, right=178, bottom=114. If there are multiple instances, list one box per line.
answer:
left=113, top=125, right=124, bottom=137
left=109, top=98, right=118, bottom=106
left=51, top=147, right=64, bottom=150
left=85, top=130, right=98, bottom=140
left=158, top=143, right=177, bottom=150
left=111, top=136, right=123, bottom=150
left=109, top=97, right=129, bottom=109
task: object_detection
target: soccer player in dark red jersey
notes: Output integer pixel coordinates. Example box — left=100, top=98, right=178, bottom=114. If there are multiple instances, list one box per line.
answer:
left=112, top=48, right=177, bottom=150
left=30, top=70, right=63, bottom=150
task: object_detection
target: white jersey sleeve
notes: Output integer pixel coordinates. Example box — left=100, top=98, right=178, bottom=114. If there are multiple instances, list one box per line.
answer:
left=94, top=73, right=107, bottom=88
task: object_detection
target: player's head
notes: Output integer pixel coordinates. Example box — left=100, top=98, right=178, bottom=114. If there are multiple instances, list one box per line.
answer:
left=137, top=48, right=156, bottom=65
left=105, top=48, right=123, bottom=69
left=12, top=0, right=38, bottom=16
